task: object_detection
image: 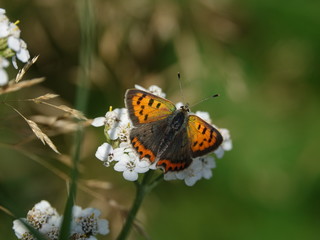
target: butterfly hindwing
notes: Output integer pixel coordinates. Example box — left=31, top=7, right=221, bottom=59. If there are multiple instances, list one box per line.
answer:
left=125, top=89, right=176, bottom=126
left=187, top=115, right=223, bottom=158
left=156, top=129, right=192, bottom=172
left=130, top=119, right=169, bottom=163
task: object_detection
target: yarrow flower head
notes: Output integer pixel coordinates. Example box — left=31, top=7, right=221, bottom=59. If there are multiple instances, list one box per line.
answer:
left=12, top=200, right=109, bottom=240
left=0, top=8, right=30, bottom=86
left=93, top=85, right=232, bottom=186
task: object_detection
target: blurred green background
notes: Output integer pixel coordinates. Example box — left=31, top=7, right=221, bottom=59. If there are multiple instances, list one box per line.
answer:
left=1, top=0, right=320, bottom=239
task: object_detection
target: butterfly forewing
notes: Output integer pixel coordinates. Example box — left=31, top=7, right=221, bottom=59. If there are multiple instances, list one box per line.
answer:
left=187, top=115, right=223, bottom=158
left=125, top=89, right=176, bottom=126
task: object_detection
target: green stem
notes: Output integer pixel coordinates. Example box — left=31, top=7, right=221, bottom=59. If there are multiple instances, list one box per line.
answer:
left=59, top=0, right=93, bottom=239
left=116, top=171, right=154, bottom=240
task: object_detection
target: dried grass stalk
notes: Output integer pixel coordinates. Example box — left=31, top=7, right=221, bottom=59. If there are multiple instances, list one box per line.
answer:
left=15, top=55, right=39, bottom=83
left=33, top=93, right=60, bottom=102
left=82, top=179, right=112, bottom=190
left=39, top=103, right=88, bottom=121
left=0, top=77, right=45, bottom=95
left=10, top=106, right=60, bottom=154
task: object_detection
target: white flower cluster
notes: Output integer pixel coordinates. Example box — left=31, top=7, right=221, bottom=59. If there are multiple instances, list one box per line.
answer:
left=12, top=200, right=109, bottom=240
left=93, top=85, right=232, bottom=186
left=0, top=8, right=30, bottom=86
left=92, top=104, right=151, bottom=182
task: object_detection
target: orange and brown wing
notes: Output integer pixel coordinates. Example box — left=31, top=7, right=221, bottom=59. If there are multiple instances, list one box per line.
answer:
left=156, top=128, right=192, bottom=172
left=125, top=89, right=176, bottom=126
left=187, top=115, right=223, bottom=158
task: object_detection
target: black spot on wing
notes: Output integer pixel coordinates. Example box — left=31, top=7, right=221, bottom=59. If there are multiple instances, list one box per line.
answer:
left=148, top=98, right=154, bottom=106
left=202, top=127, right=207, bottom=134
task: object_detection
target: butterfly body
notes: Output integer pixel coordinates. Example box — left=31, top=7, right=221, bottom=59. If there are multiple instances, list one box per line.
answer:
left=125, top=89, right=223, bottom=172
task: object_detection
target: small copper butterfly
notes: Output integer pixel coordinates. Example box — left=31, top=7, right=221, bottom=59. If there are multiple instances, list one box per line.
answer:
left=125, top=88, right=223, bottom=172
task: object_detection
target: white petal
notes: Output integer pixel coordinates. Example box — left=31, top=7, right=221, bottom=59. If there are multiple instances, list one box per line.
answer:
left=220, top=128, right=232, bottom=151
left=184, top=175, right=200, bottom=186
left=175, top=102, right=184, bottom=108
left=108, top=127, right=120, bottom=140
left=135, top=161, right=150, bottom=173
left=11, top=56, right=18, bottom=69
left=202, top=168, right=213, bottom=179
left=16, top=48, right=30, bottom=63
left=188, top=159, right=203, bottom=172
left=91, top=117, right=106, bottom=127
left=114, top=161, right=127, bottom=172
left=164, top=172, right=178, bottom=181
left=8, top=36, right=20, bottom=51
left=202, top=156, right=216, bottom=169
left=123, top=170, right=138, bottom=181
left=195, top=111, right=212, bottom=123
left=214, top=147, right=224, bottom=159
left=176, top=170, right=187, bottom=180
left=12, top=219, right=28, bottom=238
left=148, top=161, right=157, bottom=170
left=134, top=84, right=147, bottom=91
left=148, top=85, right=166, bottom=97
left=0, top=68, right=8, bottom=86
left=223, top=139, right=233, bottom=151
left=1, top=58, right=9, bottom=67
left=8, top=22, right=21, bottom=38
left=113, top=147, right=130, bottom=161
left=95, top=143, right=113, bottom=161
left=34, top=200, right=52, bottom=210
left=0, top=21, right=9, bottom=38
left=119, top=142, right=131, bottom=149
left=97, top=219, right=110, bottom=235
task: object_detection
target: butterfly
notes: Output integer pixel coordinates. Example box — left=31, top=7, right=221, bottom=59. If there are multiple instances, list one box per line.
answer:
left=125, top=88, right=223, bottom=172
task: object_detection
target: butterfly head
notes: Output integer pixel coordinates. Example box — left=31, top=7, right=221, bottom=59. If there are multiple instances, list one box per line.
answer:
left=179, top=104, right=190, bottom=113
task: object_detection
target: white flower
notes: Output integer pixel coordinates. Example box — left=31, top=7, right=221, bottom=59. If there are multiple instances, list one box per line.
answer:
left=8, top=36, right=20, bottom=51
left=12, top=219, right=32, bottom=240
left=26, top=200, right=59, bottom=230
left=175, top=102, right=184, bottom=109
left=95, top=142, right=114, bottom=166
left=163, top=171, right=178, bottom=181
left=0, top=9, right=9, bottom=38
left=40, top=215, right=61, bottom=239
left=0, top=57, right=9, bottom=86
left=92, top=108, right=131, bottom=142
left=91, top=117, right=106, bottom=127
left=176, top=159, right=203, bottom=186
left=72, top=206, right=109, bottom=236
left=164, top=156, right=216, bottom=186
left=134, top=84, right=166, bottom=98
left=0, top=8, right=31, bottom=76
left=114, top=151, right=150, bottom=181
left=15, top=39, right=30, bottom=63
left=106, top=108, right=130, bottom=130
left=214, top=128, right=232, bottom=159
left=195, top=111, right=212, bottom=124
left=13, top=200, right=109, bottom=240
left=108, top=122, right=131, bottom=142
left=0, top=67, right=8, bottom=86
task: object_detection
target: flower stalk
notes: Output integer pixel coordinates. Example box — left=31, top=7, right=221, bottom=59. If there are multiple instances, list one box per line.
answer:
left=117, top=171, right=163, bottom=240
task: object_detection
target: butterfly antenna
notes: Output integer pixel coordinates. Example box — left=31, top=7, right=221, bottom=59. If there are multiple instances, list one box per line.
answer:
left=189, top=93, right=220, bottom=108
left=178, top=72, right=185, bottom=104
